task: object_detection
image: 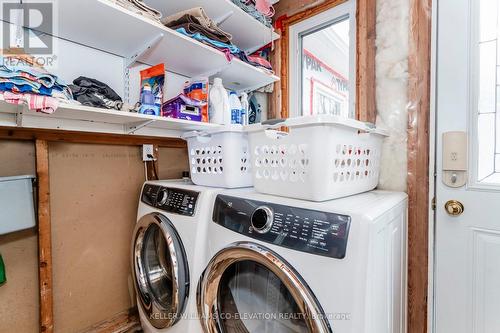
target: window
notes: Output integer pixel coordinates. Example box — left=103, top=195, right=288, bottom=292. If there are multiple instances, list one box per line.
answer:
left=289, top=1, right=355, bottom=118
left=471, top=0, right=500, bottom=185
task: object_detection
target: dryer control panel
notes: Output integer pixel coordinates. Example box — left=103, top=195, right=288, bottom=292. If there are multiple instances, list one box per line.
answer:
left=213, top=195, right=351, bottom=259
left=141, top=185, right=199, bottom=216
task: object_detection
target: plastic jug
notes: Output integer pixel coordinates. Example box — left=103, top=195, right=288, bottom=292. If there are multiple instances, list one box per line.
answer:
left=209, top=78, right=231, bottom=125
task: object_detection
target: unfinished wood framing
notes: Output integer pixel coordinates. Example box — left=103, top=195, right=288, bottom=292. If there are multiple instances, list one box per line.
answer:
left=355, top=0, right=377, bottom=122
left=36, top=140, right=54, bottom=333
left=0, top=127, right=186, bottom=148
left=275, top=0, right=376, bottom=122
left=407, top=0, right=432, bottom=332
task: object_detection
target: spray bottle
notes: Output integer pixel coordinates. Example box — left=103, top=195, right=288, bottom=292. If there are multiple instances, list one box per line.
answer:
left=240, top=92, right=249, bottom=125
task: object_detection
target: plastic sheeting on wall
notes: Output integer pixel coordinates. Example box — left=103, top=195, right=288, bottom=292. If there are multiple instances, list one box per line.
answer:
left=375, top=0, right=410, bottom=192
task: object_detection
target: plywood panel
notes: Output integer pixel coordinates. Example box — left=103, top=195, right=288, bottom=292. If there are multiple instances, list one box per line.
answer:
left=0, top=230, right=39, bottom=333
left=157, top=147, right=189, bottom=180
left=49, top=143, right=145, bottom=332
left=0, top=140, right=38, bottom=333
left=0, top=140, right=36, bottom=176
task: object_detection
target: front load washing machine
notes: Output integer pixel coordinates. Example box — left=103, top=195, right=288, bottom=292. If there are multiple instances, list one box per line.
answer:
left=197, top=189, right=407, bottom=333
left=132, top=180, right=220, bottom=333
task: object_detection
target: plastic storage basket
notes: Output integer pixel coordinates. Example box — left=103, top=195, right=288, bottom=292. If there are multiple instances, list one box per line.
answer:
left=0, top=175, right=36, bottom=235
left=246, top=115, right=388, bottom=201
left=182, top=126, right=252, bottom=188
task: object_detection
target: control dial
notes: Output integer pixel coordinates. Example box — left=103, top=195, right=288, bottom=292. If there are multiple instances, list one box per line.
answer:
left=157, top=189, right=168, bottom=206
left=251, top=206, right=274, bottom=234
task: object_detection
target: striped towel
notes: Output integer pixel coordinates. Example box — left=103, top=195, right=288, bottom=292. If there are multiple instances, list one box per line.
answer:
left=2, top=91, right=59, bottom=114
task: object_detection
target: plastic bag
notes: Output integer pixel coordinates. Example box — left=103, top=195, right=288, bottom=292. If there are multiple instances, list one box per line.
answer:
left=139, top=64, right=165, bottom=116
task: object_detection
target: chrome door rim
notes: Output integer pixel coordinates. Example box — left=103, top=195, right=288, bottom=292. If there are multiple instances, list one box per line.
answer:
left=132, top=213, right=189, bottom=329
left=197, top=241, right=332, bottom=333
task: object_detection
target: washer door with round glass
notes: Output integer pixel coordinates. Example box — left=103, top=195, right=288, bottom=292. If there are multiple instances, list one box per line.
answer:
left=132, top=213, right=190, bottom=329
left=197, top=242, right=331, bottom=333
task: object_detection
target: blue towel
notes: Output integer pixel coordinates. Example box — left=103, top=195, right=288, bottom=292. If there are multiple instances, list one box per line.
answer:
left=176, top=28, right=241, bottom=54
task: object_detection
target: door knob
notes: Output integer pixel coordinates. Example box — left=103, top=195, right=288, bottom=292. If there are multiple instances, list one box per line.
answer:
left=445, top=200, right=464, bottom=216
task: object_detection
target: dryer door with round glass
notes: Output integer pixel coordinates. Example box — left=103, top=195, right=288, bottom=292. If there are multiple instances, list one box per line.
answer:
left=132, top=213, right=189, bottom=329
left=197, top=242, right=332, bottom=333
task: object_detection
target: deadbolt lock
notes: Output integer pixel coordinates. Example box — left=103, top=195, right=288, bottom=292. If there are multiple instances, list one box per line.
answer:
left=445, top=200, right=464, bottom=216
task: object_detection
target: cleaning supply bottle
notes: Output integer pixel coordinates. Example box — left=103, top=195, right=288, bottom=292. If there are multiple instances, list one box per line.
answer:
left=209, top=78, right=231, bottom=125
left=0, top=253, right=6, bottom=286
left=229, top=91, right=243, bottom=124
left=240, top=92, right=249, bottom=125
left=139, top=84, right=157, bottom=116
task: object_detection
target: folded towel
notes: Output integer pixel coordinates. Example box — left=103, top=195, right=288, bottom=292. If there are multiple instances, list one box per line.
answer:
left=162, top=7, right=232, bottom=42
left=166, top=14, right=232, bottom=44
left=2, top=91, right=59, bottom=114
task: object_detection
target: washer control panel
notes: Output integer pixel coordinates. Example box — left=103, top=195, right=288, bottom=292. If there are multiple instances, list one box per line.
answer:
left=213, top=195, right=351, bottom=259
left=141, top=184, right=199, bottom=216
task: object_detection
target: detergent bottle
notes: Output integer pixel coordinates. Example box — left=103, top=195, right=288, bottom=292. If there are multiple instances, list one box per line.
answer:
left=209, top=78, right=230, bottom=125
left=229, top=91, right=242, bottom=124
left=139, top=84, right=158, bottom=116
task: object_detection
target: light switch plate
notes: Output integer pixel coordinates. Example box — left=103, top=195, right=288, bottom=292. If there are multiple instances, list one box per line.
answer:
left=442, top=131, right=467, bottom=187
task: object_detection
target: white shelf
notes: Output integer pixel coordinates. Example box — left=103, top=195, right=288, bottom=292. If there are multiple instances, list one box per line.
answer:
left=39, top=0, right=279, bottom=92
left=0, top=100, right=220, bottom=138
left=145, top=0, right=280, bottom=53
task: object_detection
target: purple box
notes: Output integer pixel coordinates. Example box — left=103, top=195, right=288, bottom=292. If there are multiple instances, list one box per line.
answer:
left=162, top=94, right=203, bottom=121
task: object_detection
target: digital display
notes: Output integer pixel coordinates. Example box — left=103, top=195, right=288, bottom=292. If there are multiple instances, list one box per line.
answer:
left=141, top=185, right=199, bottom=216
left=213, top=195, right=350, bottom=259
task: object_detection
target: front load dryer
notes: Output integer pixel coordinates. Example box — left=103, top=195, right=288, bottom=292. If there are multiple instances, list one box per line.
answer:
left=197, top=189, right=407, bottom=333
left=132, top=180, right=220, bottom=333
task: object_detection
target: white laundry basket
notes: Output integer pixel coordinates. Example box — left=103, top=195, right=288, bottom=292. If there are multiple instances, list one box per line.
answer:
left=246, top=115, right=388, bottom=201
left=182, top=126, right=252, bottom=188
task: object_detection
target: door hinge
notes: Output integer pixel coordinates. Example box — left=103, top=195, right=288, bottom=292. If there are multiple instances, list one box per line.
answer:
left=432, top=197, right=436, bottom=210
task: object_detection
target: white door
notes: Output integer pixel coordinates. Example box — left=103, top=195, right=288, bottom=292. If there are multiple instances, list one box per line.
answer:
left=435, top=0, right=500, bottom=332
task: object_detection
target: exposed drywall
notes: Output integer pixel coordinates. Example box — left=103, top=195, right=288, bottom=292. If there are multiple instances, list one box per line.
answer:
left=48, top=143, right=144, bottom=332
left=0, top=140, right=36, bottom=176
left=158, top=147, right=189, bottom=179
left=47, top=143, right=189, bottom=332
left=375, top=0, right=410, bottom=191
left=0, top=229, right=39, bottom=332
left=0, top=140, right=39, bottom=333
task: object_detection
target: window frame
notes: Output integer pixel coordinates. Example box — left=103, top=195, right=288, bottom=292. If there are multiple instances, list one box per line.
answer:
left=288, top=1, right=356, bottom=118
left=468, top=0, right=500, bottom=190
left=277, top=0, right=376, bottom=123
